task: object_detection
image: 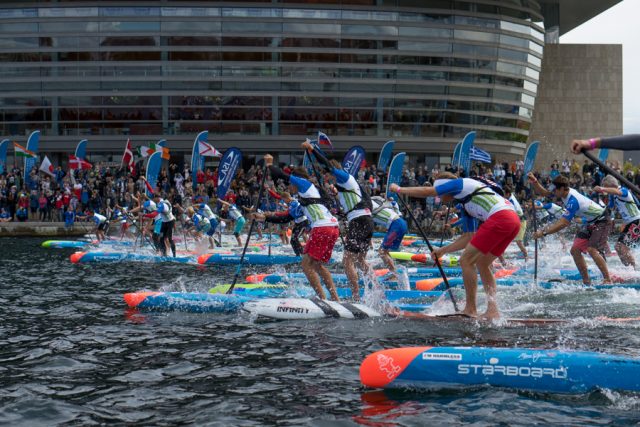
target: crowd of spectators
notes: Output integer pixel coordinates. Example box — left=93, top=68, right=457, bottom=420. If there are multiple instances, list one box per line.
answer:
left=0, top=154, right=631, bottom=233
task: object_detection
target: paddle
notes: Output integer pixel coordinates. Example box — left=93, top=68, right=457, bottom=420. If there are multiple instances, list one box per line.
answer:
left=227, top=163, right=269, bottom=294
left=395, top=195, right=459, bottom=311
left=582, top=149, right=640, bottom=198
left=523, top=141, right=540, bottom=283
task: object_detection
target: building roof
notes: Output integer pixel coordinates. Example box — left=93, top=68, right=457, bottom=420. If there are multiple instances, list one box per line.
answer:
left=541, top=0, right=622, bottom=35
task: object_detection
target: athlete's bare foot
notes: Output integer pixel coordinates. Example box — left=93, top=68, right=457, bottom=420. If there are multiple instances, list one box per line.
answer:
left=479, top=309, right=501, bottom=321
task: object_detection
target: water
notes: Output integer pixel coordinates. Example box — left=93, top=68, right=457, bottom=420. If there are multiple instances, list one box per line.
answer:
left=2, top=238, right=640, bottom=426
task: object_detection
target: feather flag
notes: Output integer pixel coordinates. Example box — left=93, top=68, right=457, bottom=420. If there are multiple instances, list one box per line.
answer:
left=23, top=130, right=40, bottom=189
left=14, top=142, right=37, bottom=158
left=0, top=139, right=8, bottom=175
left=317, top=131, right=333, bottom=150
left=198, top=140, right=222, bottom=157
left=39, top=155, right=55, bottom=177
left=121, top=139, right=135, bottom=173
left=69, top=155, right=92, bottom=170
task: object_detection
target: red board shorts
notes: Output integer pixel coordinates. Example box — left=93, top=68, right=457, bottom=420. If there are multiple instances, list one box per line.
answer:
left=304, top=225, right=340, bottom=263
left=470, top=209, right=521, bottom=257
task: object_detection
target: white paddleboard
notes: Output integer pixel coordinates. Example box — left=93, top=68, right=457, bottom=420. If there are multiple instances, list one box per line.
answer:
left=242, top=297, right=381, bottom=320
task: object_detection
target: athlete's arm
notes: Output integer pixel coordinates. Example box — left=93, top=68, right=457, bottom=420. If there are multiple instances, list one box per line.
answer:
left=571, top=134, right=640, bottom=154
left=527, top=173, right=551, bottom=196
left=534, top=217, right=570, bottom=239
left=389, top=183, right=437, bottom=198
left=593, top=186, right=622, bottom=196
left=431, top=232, right=473, bottom=260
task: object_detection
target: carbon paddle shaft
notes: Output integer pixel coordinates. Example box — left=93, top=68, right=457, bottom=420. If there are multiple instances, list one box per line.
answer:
left=396, top=195, right=459, bottom=311
left=530, top=184, right=538, bottom=283
left=582, top=150, right=640, bottom=199
left=228, top=164, right=270, bottom=293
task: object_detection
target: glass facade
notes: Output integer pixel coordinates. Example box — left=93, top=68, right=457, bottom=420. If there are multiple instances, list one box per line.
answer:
left=0, top=1, right=545, bottom=156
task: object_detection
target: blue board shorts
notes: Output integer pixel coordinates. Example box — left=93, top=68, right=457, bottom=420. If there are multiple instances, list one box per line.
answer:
left=233, top=217, right=246, bottom=235
left=206, top=219, right=219, bottom=237
left=381, top=217, right=408, bottom=251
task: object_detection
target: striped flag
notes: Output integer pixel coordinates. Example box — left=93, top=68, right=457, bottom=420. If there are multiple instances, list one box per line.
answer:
left=137, top=145, right=154, bottom=158
left=121, top=139, right=135, bottom=173
left=13, top=142, right=37, bottom=159
left=198, top=140, right=222, bottom=157
left=317, top=131, right=333, bottom=150
left=469, top=146, right=492, bottom=164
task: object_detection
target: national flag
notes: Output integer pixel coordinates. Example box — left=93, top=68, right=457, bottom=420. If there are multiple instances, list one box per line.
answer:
left=69, top=155, right=92, bottom=170
left=198, top=140, right=222, bottom=157
left=13, top=142, right=37, bottom=159
left=121, top=139, right=136, bottom=173
left=469, top=146, right=492, bottom=164
left=151, top=143, right=171, bottom=160
left=137, top=145, right=153, bottom=158
left=317, top=131, right=333, bottom=150
left=39, top=155, right=55, bottom=177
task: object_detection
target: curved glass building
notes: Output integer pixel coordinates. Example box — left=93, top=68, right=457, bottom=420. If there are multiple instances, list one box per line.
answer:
left=0, top=1, right=616, bottom=160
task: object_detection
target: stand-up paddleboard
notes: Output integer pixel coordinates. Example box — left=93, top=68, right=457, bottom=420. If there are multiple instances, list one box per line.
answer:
left=124, top=291, right=252, bottom=313
left=247, top=270, right=465, bottom=287
left=392, top=311, right=567, bottom=325
left=197, top=253, right=303, bottom=265
left=212, top=284, right=445, bottom=303
left=374, top=232, right=418, bottom=239
left=401, top=239, right=452, bottom=247
left=390, top=252, right=459, bottom=267
left=242, top=297, right=381, bottom=320
left=208, top=283, right=288, bottom=295
left=42, top=240, right=89, bottom=249
left=70, top=251, right=196, bottom=264
left=360, top=346, right=640, bottom=393
left=415, top=276, right=523, bottom=291
left=246, top=267, right=471, bottom=284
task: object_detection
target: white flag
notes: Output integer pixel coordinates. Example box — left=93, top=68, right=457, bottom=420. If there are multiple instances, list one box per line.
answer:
left=39, top=155, right=55, bottom=177
left=198, top=140, right=222, bottom=157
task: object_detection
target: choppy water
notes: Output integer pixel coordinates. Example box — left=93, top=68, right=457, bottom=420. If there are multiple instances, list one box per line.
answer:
left=2, top=237, right=640, bottom=426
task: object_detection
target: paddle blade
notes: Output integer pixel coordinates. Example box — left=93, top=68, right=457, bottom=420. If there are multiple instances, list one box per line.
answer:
left=494, top=268, right=517, bottom=279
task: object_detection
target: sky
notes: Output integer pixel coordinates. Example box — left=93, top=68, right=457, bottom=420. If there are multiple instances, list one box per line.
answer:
left=561, top=0, right=640, bottom=135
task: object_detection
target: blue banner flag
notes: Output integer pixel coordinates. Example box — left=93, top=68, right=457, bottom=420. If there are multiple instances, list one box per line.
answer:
left=470, top=146, right=491, bottom=164
left=386, top=152, right=406, bottom=201
left=24, top=130, right=40, bottom=189
left=451, top=141, right=462, bottom=166
left=155, top=139, right=166, bottom=147
left=377, top=140, right=395, bottom=173
left=458, top=131, right=475, bottom=175
left=145, top=151, right=162, bottom=197
left=75, top=139, right=88, bottom=160
left=191, top=131, right=208, bottom=192
left=217, top=147, right=242, bottom=199
left=342, top=145, right=366, bottom=177
left=524, top=141, right=540, bottom=175
left=303, top=151, right=314, bottom=177
left=0, top=139, right=8, bottom=175
left=598, top=148, right=609, bottom=163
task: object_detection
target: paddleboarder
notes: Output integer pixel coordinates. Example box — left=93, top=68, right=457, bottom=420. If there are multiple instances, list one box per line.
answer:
left=152, top=193, right=177, bottom=258
left=302, top=140, right=375, bottom=302
left=218, top=199, right=245, bottom=247
left=594, top=175, right=640, bottom=269
left=264, top=154, right=341, bottom=301
left=370, top=195, right=409, bottom=287
left=252, top=190, right=309, bottom=256
left=390, top=172, right=520, bottom=320
left=528, top=173, right=612, bottom=284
